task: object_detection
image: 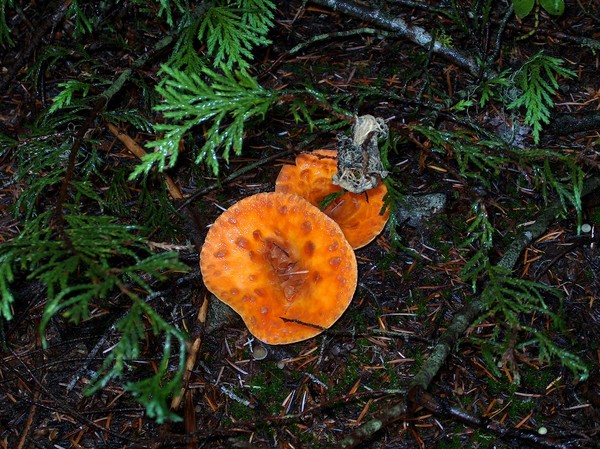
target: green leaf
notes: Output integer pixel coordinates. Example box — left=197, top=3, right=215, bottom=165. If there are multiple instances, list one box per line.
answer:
left=513, top=0, right=535, bottom=18
left=539, top=0, right=564, bottom=16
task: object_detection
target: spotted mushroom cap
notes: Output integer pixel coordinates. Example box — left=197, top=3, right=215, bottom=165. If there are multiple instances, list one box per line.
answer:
left=200, top=192, right=357, bottom=345
left=275, top=150, right=389, bottom=249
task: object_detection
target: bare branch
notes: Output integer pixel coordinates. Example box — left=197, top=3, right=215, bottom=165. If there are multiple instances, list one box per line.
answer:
left=309, top=0, right=490, bottom=77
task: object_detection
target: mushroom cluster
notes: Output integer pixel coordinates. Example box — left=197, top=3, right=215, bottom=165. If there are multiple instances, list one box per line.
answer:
left=200, top=148, right=389, bottom=345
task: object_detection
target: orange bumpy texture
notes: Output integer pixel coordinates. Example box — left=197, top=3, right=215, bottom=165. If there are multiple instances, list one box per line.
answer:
left=276, top=150, right=389, bottom=249
left=200, top=192, right=357, bottom=345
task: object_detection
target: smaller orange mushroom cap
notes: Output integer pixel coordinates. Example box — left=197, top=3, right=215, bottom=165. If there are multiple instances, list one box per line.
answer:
left=275, top=150, right=389, bottom=249
left=200, top=192, right=357, bottom=345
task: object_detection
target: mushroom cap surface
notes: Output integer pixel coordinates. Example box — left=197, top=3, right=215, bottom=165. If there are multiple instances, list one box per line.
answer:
left=275, top=150, right=389, bottom=249
left=200, top=192, right=357, bottom=345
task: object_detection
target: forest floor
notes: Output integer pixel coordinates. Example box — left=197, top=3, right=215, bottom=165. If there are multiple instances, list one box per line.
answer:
left=1, top=1, right=600, bottom=448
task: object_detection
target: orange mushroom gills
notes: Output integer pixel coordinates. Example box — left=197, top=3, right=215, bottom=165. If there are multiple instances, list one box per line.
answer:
left=200, top=192, right=357, bottom=345
left=275, top=150, right=389, bottom=249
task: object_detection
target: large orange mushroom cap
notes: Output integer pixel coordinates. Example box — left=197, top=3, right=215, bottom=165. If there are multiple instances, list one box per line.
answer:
left=275, top=150, right=389, bottom=249
left=200, top=192, right=357, bottom=345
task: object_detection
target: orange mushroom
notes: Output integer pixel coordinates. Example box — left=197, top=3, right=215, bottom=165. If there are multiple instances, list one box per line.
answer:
left=275, top=150, right=389, bottom=249
left=200, top=192, right=357, bottom=345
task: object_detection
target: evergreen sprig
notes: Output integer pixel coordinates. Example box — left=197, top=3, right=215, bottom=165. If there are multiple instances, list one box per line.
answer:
left=86, top=298, right=187, bottom=423
left=0, top=0, right=14, bottom=45
left=516, top=148, right=584, bottom=225
left=460, top=201, right=495, bottom=290
left=165, top=15, right=208, bottom=74
left=540, top=156, right=583, bottom=224
left=48, top=80, right=93, bottom=114
left=198, top=0, right=275, bottom=70
left=469, top=258, right=589, bottom=381
left=507, top=51, right=575, bottom=144
left=410, top=125, right=508, bottom=186
left=132, top=66, right=279, bottom=178
left=459, top=200, right=589, bottom=381
left=0, top=211, right=189, bottom=420
left=0, top=211, right=186, bottom=322
left=140, top=0, right=189, bottom=27
left=66, top=0, right=94, bottom=37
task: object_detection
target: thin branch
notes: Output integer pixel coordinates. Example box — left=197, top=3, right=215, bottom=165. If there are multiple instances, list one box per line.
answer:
left=309, top=0, right=490, bottom=77
left=488, top=4, right=514, bottom=65
left=290, top=27, right=391, bottom=54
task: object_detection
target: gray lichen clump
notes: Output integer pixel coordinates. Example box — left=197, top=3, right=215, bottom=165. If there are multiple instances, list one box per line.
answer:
left=333, top=115, right=389, bottom=193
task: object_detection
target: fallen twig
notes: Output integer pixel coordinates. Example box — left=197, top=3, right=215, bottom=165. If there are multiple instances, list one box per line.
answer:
left=308, top=0, right=491, bottom=77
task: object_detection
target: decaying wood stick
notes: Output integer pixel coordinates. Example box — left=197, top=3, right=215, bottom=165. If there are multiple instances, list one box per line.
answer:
left=309, top=0, right=491, bottom=78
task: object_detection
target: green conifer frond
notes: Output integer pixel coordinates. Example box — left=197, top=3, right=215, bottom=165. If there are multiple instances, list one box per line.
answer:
left=67, top=0, right=94, bottom=37
left=459, top=199, right=588, bottom=381
left=0, top=0, right=14, bottom=45
left=410, top=125, right=508, bottom=186
left=460, top=201, right=495, bottom=289
left=0, top=211, right=187, bottom=324
left=164, top=15, right=208, bottom=74
left=104, top=109, right=155, bottom=134
left=0, top=210, right=189, bottom=420
left=198, top=0, right=275, bottom=70
left=508, top=51, right=575, bottom=144
left=540, top=157, right=583, bottom=224
left=525, top=327, right=589, bottom=379
left=86, top=298, right=186, bottom=423
left=132, top=66, right=279, bottom=178
left=517, top=148, right=584, bottom=225
left=48, top=80, right=93, bottom=114
left=129, top=0, right=189, bottom=27
left=474, top=265, right=589, bottom=381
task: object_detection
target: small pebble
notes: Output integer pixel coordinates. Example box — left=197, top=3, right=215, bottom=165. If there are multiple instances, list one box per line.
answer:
left=538, top=427, right=548, bottom=435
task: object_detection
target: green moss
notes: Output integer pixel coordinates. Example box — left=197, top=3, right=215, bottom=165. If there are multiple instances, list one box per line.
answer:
left=330, top=357, right=362, bottom=396
left=347, top=309, right=369, bottom=333
left=247, top=362, right=291, bottom=415
left=520, top=366, right=556, bottom=392
left=436, top=433, right=462, bottom=449
left=228, top=390, right=254, bottom=421
left=485, top=376, right=518, bottom=396
left=472, top=429, right=502, bottom=448
left=409, top=348, right=425, bottom=373
left=509, top=398, right=535, bottom=417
